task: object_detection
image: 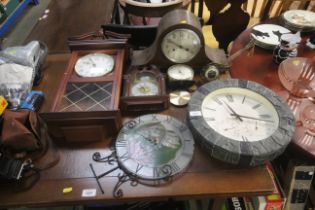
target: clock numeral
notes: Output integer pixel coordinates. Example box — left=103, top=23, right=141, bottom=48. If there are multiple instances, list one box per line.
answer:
left=242, top=136, right=249, bottom=142
left=166, top=115, right=173, bottom=122
left=153, top=167, right=163, bottom=178
left=242, top=96, right=246, bottom=104
left=252, top=103, right=262, bottom=110
left=135, top=164, right=144, bottom=174
left=214, top=98, right=223, bottom=105
left=119, top=152, right=129, bottom=162
left=178, top=124, right=187, bottom=132
left=127, top=117, right=143, bottom=128
left=225, top=94, right=234, bottom=102
left=151, top=114, right=159, bottom=121
left=169, top=162, right=180, bottom=173
left=116, top=139, right=127, bottom=147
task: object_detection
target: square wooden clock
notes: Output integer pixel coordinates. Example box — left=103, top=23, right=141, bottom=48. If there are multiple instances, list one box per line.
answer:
left=41, top=40, right=127, bottom=142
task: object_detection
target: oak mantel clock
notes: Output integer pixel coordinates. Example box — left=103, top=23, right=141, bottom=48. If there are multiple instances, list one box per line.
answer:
left=131, top=9, right=227, bottom=68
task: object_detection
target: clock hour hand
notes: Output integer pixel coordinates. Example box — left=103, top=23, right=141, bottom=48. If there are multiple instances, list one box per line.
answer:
left=222, top=101, right=243, bottom=122
left=230, top=113, right=274, bottom=123
left=166, top=39, right=192, bottom=53
left=88, top=57, right=96, bottom=67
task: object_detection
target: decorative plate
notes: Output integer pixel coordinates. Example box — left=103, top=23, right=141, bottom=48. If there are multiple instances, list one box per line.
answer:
left=283, top=10, right=315, bottom=28
left=251, top=24, right=291, bottom=49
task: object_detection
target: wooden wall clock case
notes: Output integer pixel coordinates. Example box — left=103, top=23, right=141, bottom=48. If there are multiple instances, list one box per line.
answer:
left=40, top=40, right=127, bottom=142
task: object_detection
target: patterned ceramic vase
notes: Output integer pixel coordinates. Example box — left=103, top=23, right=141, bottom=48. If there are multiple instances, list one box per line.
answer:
left=273, top=32, right=301, bottom=64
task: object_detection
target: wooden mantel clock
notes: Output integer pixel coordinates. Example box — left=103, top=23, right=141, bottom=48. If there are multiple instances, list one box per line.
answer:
left=131, top=9, right=227, bottom=68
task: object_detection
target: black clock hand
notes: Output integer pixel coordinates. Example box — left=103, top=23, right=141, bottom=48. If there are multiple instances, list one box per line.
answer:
left=166, top=39, right=192, bottom=53
left=88, top=57, right=96, bottom=67
left=230, top=113, right=274, bottom=123
left=222, top=101, right=243, bottom=122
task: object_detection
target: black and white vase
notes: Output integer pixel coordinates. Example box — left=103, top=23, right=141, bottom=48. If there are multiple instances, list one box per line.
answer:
left=273, top=32, right=301, bottom=64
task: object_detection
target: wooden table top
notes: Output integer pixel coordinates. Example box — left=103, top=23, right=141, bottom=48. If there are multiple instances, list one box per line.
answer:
left=0, top=0, right=276, bottom=206
left=0, top=54, right=275, bottom=208
left=230, top=20, right=315, bottom=161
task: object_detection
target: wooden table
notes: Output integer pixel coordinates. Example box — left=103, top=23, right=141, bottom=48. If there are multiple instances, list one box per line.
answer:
left=230, top=20, right=315, bottom=161
left=0, top=54, right=275, bottom=210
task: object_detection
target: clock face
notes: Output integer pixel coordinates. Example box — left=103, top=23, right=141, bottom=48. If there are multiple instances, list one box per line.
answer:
left=188, top=79, right=295, bottom=166
left=161, top=29, right=201, bottom=63
left=167, top=64, right=194, bottom=81
left=115, top=114, right=194, bottom=185
left=201, top=87, right=280, bottom=141
left=130, top=74, right=159, bottom=96
left=74, top=53, right=114, bottom=77
left=201, top=64, right=220, bottom=82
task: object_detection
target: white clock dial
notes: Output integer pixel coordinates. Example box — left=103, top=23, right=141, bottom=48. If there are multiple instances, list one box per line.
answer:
left=201, top=87, right=280, bottom=142
left=161, top=29, right=201, bottom=63
left=167, top=64, right=194, bottom=81
left=131, top=81, right=159, bottom=96
left=74, top=53, right=114, bottom=77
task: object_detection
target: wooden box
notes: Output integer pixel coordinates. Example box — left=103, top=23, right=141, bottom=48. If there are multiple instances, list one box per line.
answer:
left=41, top=41, right=126, bottom=142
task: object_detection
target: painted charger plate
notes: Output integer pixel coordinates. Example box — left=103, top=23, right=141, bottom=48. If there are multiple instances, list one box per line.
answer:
left=251, top=24, right=291, bottom=48
left=283, top=10, right=315, bottom=28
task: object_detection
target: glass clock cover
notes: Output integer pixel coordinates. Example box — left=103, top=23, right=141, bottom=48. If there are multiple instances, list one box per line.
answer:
left=161, top=29, right=201, bottom=63
left=74, top=53, right=114, bottom=77
left=130, top=72, right=159, bottom=96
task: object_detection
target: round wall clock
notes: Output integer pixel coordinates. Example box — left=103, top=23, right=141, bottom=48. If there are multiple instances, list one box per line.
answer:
left=74, top=53, right=114, bottom=77
left=131, top=9, right=225, bottom=68
left=115, top=114, right=194, bottom=185
left=187, top=79, right=295, bottom=166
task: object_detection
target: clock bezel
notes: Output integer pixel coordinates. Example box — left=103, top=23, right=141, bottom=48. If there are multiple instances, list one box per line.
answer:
left=187, top=79, right=295, bottom=166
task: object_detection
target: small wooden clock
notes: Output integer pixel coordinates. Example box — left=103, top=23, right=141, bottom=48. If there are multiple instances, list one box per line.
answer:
left=120, top=65, right=169, bottom=112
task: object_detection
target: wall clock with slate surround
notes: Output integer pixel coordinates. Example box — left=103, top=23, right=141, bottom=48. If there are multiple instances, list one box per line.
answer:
left=41, top=41, right=127, bottom=142
left=187, top=79, right=295, bottom=166
left=116, top=114, right=194, bottom=185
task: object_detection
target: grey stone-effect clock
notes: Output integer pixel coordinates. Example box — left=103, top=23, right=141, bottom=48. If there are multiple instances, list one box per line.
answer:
left=115, top=114, right=194, bottom=185
left=187, top=79, right=295, bottom=166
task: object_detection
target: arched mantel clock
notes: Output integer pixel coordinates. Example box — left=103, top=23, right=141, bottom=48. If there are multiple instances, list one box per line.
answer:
left=131, top=9, right=227, bottom=68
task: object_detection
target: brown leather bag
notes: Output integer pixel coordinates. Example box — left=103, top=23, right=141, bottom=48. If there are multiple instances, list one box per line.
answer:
left=1, top=109, right=44, bottom=153
left=0, top=109, right=59, bottom=171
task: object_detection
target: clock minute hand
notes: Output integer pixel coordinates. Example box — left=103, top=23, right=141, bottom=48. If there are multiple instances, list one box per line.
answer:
left=222, top=101, right=243, bottom=122
left=166, top=39, right=192, bottom=53
left=230, top=113, right=274, bottom=123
